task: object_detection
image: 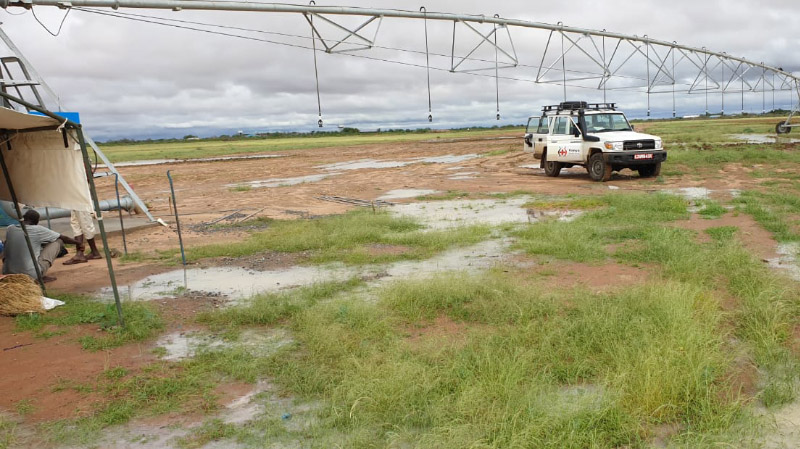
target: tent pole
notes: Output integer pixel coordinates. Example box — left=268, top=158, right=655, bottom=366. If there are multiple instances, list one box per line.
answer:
left=0, top=137, right=46, bottom=291
left=75, top=127, right=124, bottom=326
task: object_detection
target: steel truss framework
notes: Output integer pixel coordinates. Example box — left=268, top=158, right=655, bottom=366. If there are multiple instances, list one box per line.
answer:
left=4, top=1, right=800, bottom=130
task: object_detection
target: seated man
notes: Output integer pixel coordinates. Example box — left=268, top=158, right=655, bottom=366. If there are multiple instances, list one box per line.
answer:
left=2, top=210, right=82, bottom=282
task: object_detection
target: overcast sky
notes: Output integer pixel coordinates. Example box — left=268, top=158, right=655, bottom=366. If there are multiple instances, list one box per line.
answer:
left=5, top=0, right=800, bottom=139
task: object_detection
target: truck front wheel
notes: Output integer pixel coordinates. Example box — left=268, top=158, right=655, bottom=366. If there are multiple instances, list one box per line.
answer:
left=588, top=153, right=612, bottom=182
left=544, top=157, right=562, bottom=177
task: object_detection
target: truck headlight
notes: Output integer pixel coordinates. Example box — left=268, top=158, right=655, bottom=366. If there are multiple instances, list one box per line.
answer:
left=655, top=140, right=663, bottom=149
left=604, top=141, right=623, bottom=150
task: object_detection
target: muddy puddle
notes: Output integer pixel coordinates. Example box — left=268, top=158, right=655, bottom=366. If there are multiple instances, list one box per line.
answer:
left=448, top=171, right=480, bottom=180
left=107, top=154, right=284, bottom=168
left=104, top=238, right=512, bottom=302
left=320, top=154, right=478, bottom=171
left=156, top=329, right=293, bottom=361
left=76, top=379, right=317, bottom=449
left=226, top=172, right=340, bottom=189
left=107, top=265, right=356, bottom=301
left=766, top=243, right=800, bottom=282
left=377, top=189, right=439, bottom=200
left=730, top=134, right=800, bottom=144
left=390, top=197, right=549, bottom=229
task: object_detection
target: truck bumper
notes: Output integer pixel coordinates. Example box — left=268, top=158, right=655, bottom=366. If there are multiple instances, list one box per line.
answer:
left=603, top=150, right=667, bottom=166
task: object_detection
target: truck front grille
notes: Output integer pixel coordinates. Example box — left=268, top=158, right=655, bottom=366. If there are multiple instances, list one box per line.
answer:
left=623, top=140, right=656, bottom=150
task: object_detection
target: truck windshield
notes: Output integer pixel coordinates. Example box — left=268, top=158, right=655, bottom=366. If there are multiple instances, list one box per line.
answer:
left=584, top=113, right=632, bottom=132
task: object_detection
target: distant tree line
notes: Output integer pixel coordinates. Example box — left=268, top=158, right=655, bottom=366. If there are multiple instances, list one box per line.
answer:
left=97, top=123, right=524, bottom=145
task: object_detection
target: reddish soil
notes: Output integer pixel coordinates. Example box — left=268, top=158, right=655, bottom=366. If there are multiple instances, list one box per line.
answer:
left=0, top=296, right=216, bottom=423
left=532, top=260, right=653, bottom=293
left=672, top=211, right=779, bottom=260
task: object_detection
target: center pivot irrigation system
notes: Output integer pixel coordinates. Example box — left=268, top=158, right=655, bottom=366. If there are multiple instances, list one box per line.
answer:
left=4, top=1, right=800, bottom=135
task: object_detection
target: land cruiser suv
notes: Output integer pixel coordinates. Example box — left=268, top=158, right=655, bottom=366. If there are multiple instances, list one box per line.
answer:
left=523, top=101, right=666, bottom=181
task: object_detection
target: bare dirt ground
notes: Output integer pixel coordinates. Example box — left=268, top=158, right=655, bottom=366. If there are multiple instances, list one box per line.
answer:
left=0, top=132, right=792, bottom=445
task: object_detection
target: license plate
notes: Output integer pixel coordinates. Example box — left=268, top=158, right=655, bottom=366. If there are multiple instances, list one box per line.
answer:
left=634, top=153, right=653, bottom=160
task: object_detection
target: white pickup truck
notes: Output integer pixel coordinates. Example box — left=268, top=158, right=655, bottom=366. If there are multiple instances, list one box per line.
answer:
left=523, top=102, right=666, bottom=181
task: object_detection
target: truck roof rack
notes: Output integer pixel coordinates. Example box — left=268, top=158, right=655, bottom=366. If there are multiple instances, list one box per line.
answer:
left=541, top=102, right=617, bottom=114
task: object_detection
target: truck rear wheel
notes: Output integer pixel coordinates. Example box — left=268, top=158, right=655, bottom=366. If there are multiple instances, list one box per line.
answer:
left=637, top=162, right=661, bottom=178
left=588, top=153, right=612, bottom=182
left=544, top=156, right=562, bottom=177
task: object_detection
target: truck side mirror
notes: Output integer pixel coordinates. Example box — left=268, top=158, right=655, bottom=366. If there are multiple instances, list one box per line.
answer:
left=573, top=129, right=581, bottom=138
left=630, top=124, right=635, bottom=130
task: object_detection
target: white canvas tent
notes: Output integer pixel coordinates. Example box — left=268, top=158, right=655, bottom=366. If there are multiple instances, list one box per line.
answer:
left=0, top=107, right=92, bottom=211
left=0, top=96, right=124, bottom=325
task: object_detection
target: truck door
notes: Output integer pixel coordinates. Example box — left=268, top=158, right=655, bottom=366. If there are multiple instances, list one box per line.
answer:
left=523, top=116, right=538, bottom=153
left=546, top=116, right=583, bottom=163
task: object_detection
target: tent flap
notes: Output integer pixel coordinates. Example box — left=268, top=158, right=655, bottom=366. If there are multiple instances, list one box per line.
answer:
left=0, top=129, right=93, bottom=212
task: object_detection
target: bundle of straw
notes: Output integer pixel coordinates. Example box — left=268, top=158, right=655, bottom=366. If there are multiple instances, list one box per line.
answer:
left=0, top=274, right=44, bottom=316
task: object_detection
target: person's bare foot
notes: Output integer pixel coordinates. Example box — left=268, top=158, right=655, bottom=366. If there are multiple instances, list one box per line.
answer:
left=42, top=275, right=57, bottom=283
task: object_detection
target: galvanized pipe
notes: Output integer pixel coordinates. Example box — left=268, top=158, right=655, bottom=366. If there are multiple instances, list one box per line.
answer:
left=4, top=0, right=798, bottom=83
left=0, top=197, right=135, bottom=220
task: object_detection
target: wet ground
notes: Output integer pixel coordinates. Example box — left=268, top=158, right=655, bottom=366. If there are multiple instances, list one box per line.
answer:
left=3, top=129, right=800, bottom=448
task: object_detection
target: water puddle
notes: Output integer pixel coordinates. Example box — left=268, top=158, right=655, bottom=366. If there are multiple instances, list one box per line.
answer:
left=320, top=154, right=478, bottom=171
left=106, top=154, right=284, bottom=168
left=226, top=172, right=340, bottom=189
left=729, top=134, right=800, bottom=144
left=377, top=189, right=439, bottom=200
left=106, top=238, right=515, bottom=303
left=389, top=197, right=533, bottom=229
left=667, top=187, right=713, bottom=200
left=376, top=239, right=511, bottom=282
left=766, top=243, right=800, bottom=282
left=448, top=172, right=480, bottom=180
left=156, top=331, right=227, bottom=361
left=110, top=265, right=357, bottom=302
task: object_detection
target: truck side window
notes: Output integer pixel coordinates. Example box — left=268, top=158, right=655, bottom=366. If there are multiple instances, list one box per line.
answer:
left=537, top=117, right=549, bottom=133
left=553, top=117, right=568, bottom=135
left=569, top=119, right=579, bottom=135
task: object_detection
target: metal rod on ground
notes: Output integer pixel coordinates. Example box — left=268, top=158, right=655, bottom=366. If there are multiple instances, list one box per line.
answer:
left=76, top=128, right=124, bottom=326
left=113, top=173, right=127, bottom=256
left=0, top=137, right=46, bottom=292
left=166, top=170, right=187, bottom=287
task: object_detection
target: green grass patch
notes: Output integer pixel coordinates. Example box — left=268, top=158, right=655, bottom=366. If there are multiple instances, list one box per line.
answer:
left=228, top=185, right=252, bottom=193
left=415, top=190, right=472, bottom=201
left=697, top=199, right=728, bottom=219
left=734, top=190, right=800, bottom=241
left=171, top=209, right=491, bottom=265
left=524, top=194, right=611, bottom=210
left=706, top=226, right=739, bottom=242
left=15, top=294, right=163, bottom=351
left=259, top=269, right=747, bottom=447
left=514, top=192, right=689, bottom=262
left=176, top=418, right=238, bottom=449
left=0, top=416, right=16, bottom=449
left=198, top=279, right=363, bottom=330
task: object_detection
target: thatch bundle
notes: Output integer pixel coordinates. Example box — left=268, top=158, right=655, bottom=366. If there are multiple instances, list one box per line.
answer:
left=0, top=274, right=44, bottom=316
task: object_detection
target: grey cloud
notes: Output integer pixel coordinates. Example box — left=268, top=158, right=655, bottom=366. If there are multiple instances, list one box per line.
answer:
left=6, top=0, right=800, bottom=139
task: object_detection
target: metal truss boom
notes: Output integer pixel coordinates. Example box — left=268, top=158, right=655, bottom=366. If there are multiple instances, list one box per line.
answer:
left=6, top=0, right=797, bottom=83
left=8, top=0, right=800, bottom=130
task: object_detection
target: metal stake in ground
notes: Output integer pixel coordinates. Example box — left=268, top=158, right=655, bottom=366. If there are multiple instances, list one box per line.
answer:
left=76, top=127, right=125, bottom=327
left=166, top=170, right=187, bottom=287
left=113, top=173, right=128, bottom=256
